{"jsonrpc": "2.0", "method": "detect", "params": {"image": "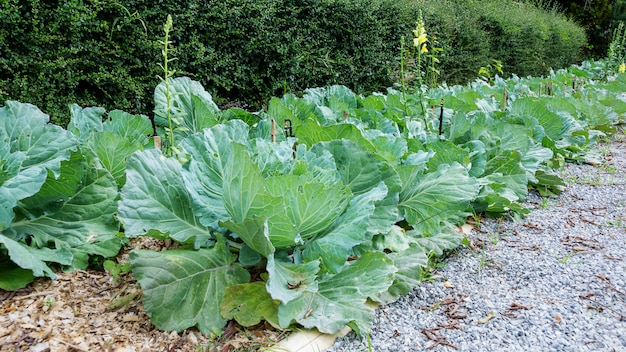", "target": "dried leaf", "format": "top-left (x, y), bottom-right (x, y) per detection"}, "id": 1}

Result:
top-left (579, 292), bottom-right (595, 299)
top-left (122, 314), bottom-right (140, 322)
top-left (106, 290), bottom-right (139, 311)
top-left (477, 311), bottom-right (495, 324)
top-left (508, 302), bottom-right (531, 310)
